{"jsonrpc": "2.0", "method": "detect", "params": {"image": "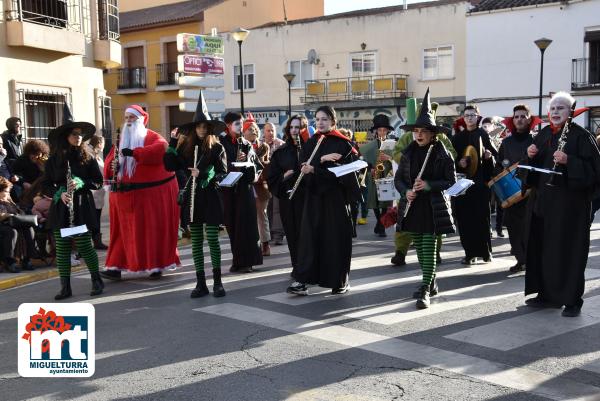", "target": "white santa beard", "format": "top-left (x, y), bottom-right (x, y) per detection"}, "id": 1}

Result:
top-left (119, 120), bottom-right (147, 179)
